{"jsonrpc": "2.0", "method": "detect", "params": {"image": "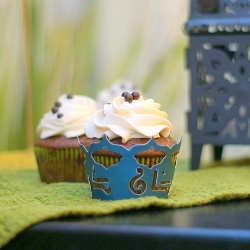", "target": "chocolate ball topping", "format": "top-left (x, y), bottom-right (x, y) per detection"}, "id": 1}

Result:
top-left (121, 92), bottom-right (128, 97)
top-left (126, 94), bottom-right (133, 103)
top-left (54, 101), bottom-right (61, 107)
top-left (67, 94), bottom-right (73, 99)
top-left (132, 91), bottom-right (140, 100)
top-left (122, 91), bottom-right (140, 103)
top-left (51, 107), bottom-right (59, 113)
top-left (57, 113), bottom-right (63, 118)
